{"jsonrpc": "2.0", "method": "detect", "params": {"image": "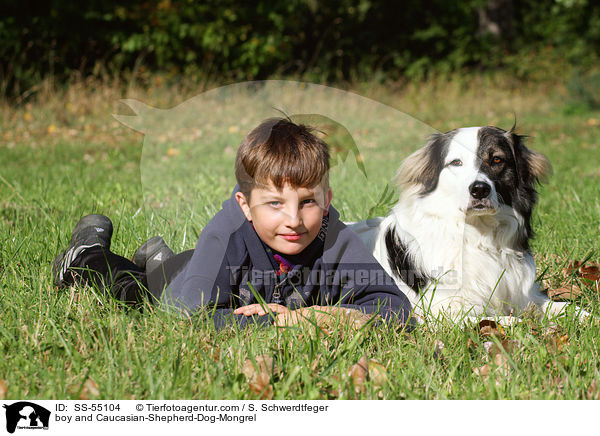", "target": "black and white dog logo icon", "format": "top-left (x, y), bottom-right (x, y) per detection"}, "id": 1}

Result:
top-left (3, 402), bottom-right (50, 433)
